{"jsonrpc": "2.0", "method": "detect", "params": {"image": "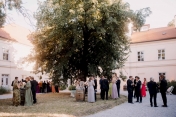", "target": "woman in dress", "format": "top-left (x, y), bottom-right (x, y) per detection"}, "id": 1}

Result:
top-left (51, 81), bottom-right (56, 93)
top-left (111, 76), bottom-right (118, 99)
top-left (141, 78), bottom-right (147, 97)
top-left (24, 77), bottom-right (33, 106)
top-left (87, 77), bottom-right (95, 103)
top-left (108, 79), bottom-right (112, 97)
top-left (12, 79), bottom-right (20, 106)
